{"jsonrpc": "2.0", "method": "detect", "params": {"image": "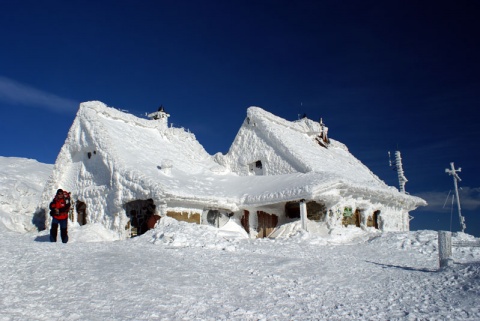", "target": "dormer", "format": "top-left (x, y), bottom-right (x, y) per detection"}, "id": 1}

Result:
top-left (148, 105), bottom-right (170, 128)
